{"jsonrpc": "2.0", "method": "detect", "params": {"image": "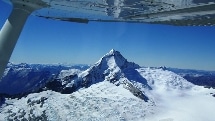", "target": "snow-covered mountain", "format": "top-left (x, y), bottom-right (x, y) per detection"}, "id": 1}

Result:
top-left (54, 49), bottom-right (151, 101)
top-left (167, 68), bottom-right (215, 88)
top-left (0, 49), bottom-right (215, 121)
top-left (0, 63), bottom-right (89, 95)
